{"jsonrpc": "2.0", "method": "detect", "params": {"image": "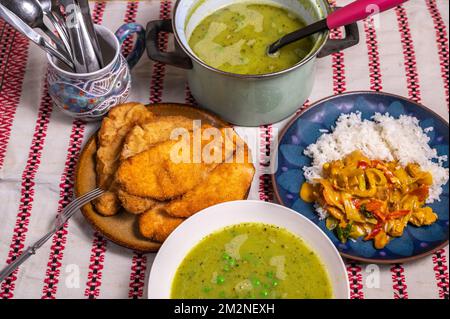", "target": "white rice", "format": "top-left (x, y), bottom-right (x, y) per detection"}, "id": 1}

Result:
top-left (303, 112), bottom-right (449, 206)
